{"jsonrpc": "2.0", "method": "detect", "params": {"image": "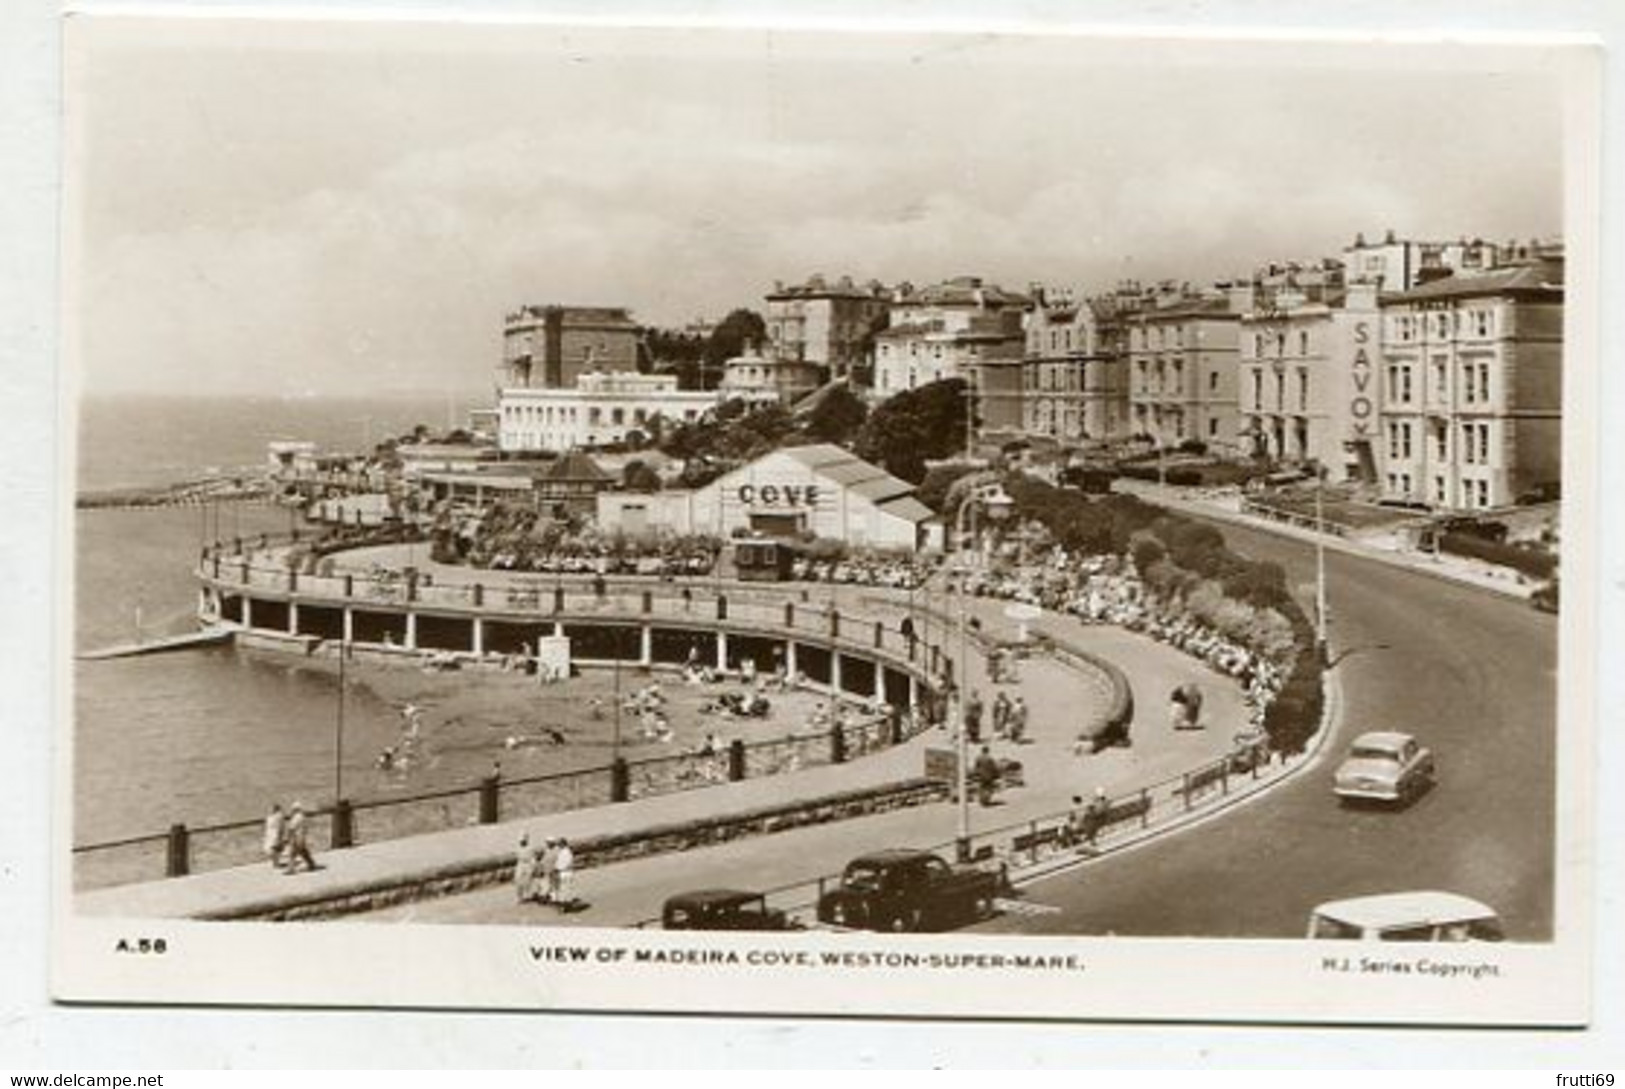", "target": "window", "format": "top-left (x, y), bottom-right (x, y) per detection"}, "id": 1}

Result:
top-left (1402, 368), bottom-right (1413, 403)
top-left (1298, 369), bottom-right (1309, 412)
top-left (1463, 365), bottom-right (1476, 404)
top-left (1299, 331), bottom-right (1310, 356)
top-left (1208, 418), bottom-right (1219, 437)
top-left (1254, 334), bottom-right (1264, 357)
top-left (1478, 363), bottom-right (1491, 403)
top-left (1208, 369), bottom-right (1219, 393)
top-left (1478, 423), bottom-right (1490, 464)
top-left (1435, 476), bottom-right (1447, 504)
top-left (1252, 370), bottom-right (1264, 409)
top-left (1435, 425), bottom-right (1448, 461)
top-left (1462, 423), bottom-right (1476, 464)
